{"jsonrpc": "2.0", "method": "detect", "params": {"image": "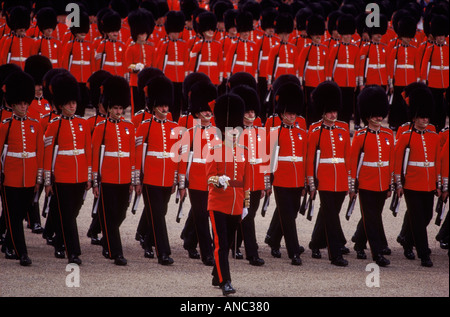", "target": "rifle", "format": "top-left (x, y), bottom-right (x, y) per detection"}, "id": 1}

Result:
top-left (306, 124), bottom-right (324, 221)
top-left (390, 123), bottom-right (413, 216)
top-left (176, 123), bottom-right (198, 223)
top-left (346, 129), bottom-right (368, 221)
top-left (92, 119), bottom-right (108, 215)
top-left (264, 122), bottom-right (282, 217)
top-left (435, 196), bottom-right (448, 226)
